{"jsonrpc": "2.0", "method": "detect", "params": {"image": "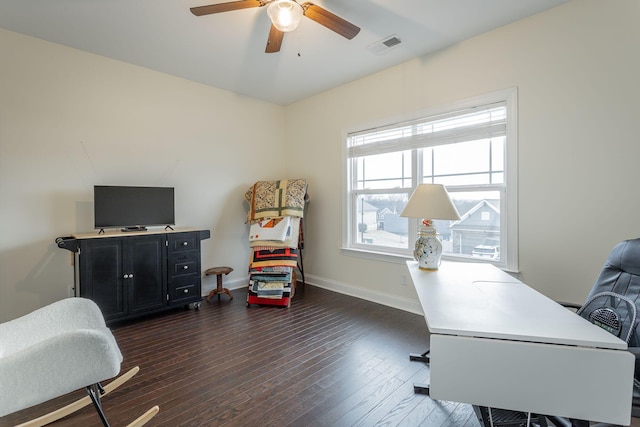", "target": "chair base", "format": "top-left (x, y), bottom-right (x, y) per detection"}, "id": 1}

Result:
top-left (15, 366), bottom-right (158, 427)
top-left (473, 406), bottom-right (548, 427)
